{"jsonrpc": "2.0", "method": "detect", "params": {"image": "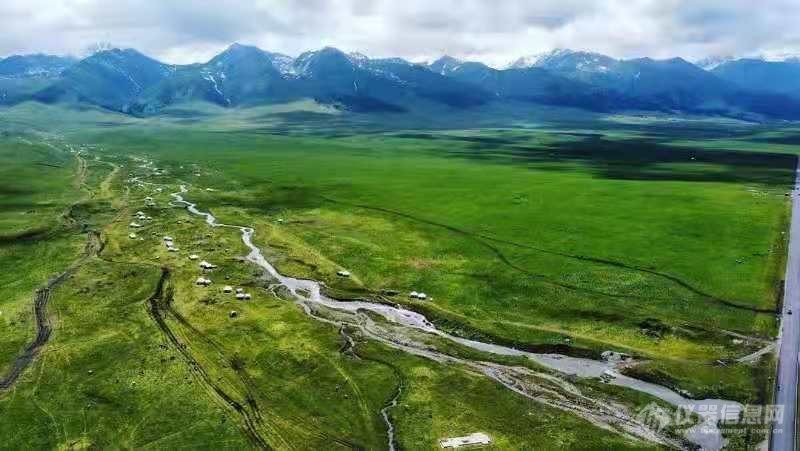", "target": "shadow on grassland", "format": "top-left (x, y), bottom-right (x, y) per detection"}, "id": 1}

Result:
top-left (429, 133), bottom-right (796, 185)
top-left (750, 134), bottom-right (800, 145)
